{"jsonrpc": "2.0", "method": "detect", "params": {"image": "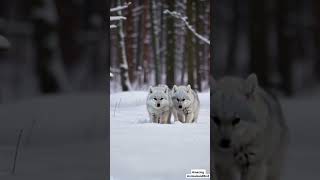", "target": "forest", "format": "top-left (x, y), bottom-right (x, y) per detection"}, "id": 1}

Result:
top-left (110, 0), bottom-right (211, 92)
top-left (214, 0), bottom-right (320, 96)
top-left (0, 0), bottom-right (107, 103)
